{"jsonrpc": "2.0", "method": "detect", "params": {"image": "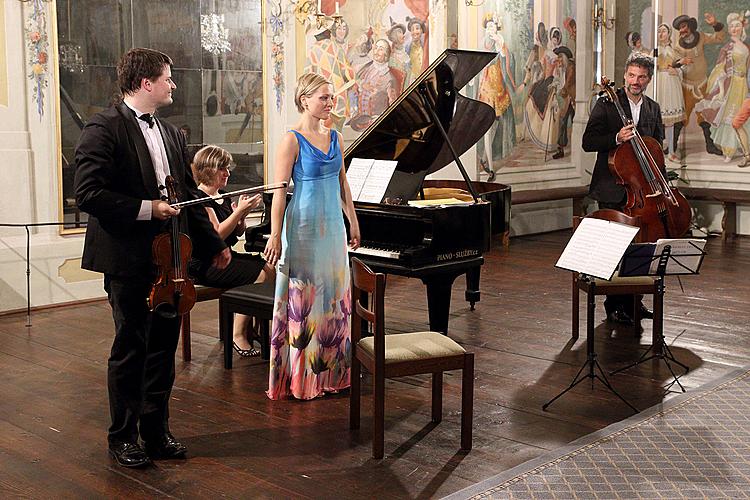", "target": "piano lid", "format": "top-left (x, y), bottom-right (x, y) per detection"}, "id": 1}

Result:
top-left (344, 49), bottom-right (496, 203)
